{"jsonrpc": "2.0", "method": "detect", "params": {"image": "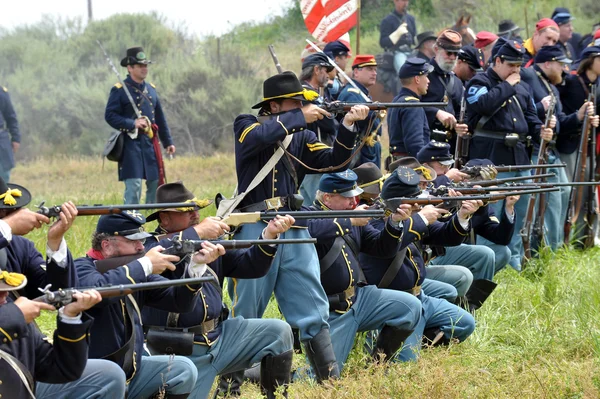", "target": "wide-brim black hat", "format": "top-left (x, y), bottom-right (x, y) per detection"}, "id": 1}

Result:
top-left (252, 71), bottom-right (319, 109)
top-left (353, 162), bottom-right (384, 195)
top-left (120, 47), bottom-right (153, 67)
top-left (0, 177), bottom-right (31, 210)
top-left (146, 181), bottom-right (213, 222)
top-left (497, 20), bottom-right (522, 36)
top-left (416, 31), bottom-right (437, 49)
